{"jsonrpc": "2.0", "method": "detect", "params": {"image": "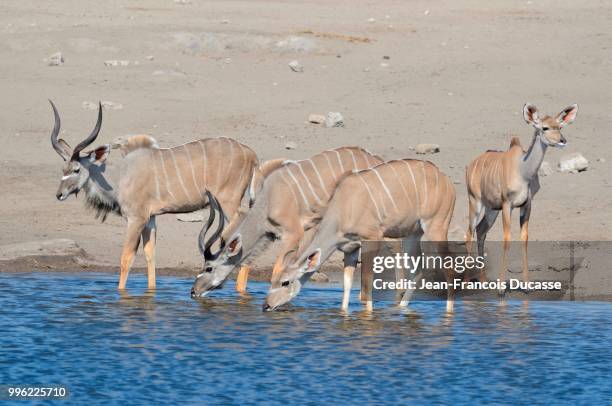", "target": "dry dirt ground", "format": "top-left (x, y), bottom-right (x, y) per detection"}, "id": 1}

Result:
top-left (0, 0), bottom-right (610, 279)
